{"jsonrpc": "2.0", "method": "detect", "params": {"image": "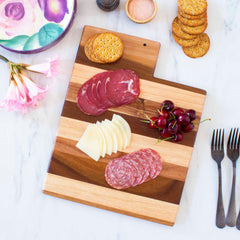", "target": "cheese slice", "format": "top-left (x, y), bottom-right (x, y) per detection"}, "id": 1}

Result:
top-left (76, 124), bottom-right (102, 161)
top-left (112, 114), bottom-right (131, 146)
top-left (107, 120), bottom-right (124, 151)
top-left (112, 118), bottom-right (128, 149)
top-left (96, 121), bottom-right (111, 156)
top-left (104, 119), bottom-right (118, 153)
top-left (95, 121), bottom-right (107, 158)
